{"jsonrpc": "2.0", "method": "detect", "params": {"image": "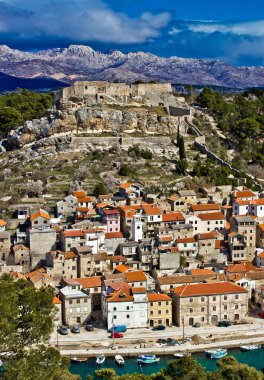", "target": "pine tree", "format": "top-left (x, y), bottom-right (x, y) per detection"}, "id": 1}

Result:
top-left (176, 125), bottom-right (180, 147)
top-left (178, 136), bottom-right (186, 160)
